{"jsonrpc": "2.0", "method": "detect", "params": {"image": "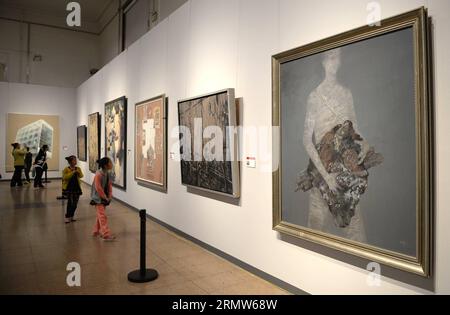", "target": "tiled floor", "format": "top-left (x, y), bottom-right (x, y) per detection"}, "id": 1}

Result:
top-left (0, 181), bottom-right (288, 295)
